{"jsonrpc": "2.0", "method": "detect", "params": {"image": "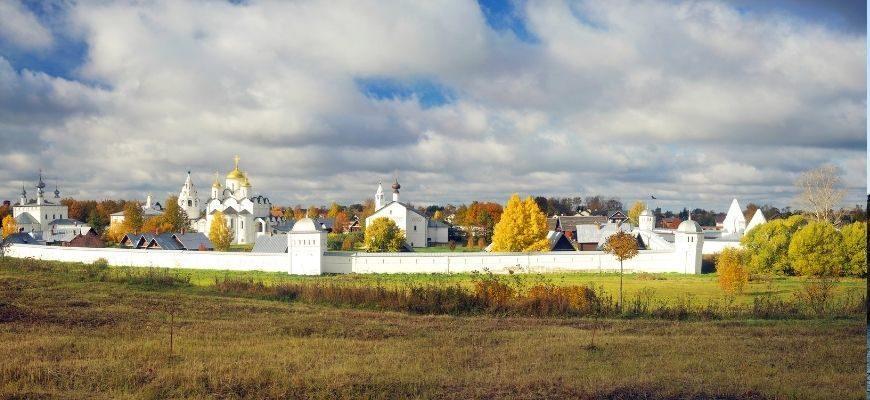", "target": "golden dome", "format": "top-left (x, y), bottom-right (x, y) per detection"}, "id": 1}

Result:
top-left (212, 172), bottom-right (222, 188)
top-left (226, 155), bottom-right (245, 180)
top-left (242, 173), bottom-right (252, 187)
